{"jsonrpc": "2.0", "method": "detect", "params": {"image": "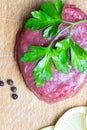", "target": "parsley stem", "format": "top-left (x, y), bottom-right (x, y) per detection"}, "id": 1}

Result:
top-left (64, 19), bottom-right (87, 26)
top-left (73, 19), bottom-right (87, 26)
top-left (63, 21), bottom-right (73, 25)
top-left (49, 25), bottom-right (71, 47)
top-left (63, 19), bottom-right (87, 38)
top-left (49, 19), bottom-right (87, 48)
